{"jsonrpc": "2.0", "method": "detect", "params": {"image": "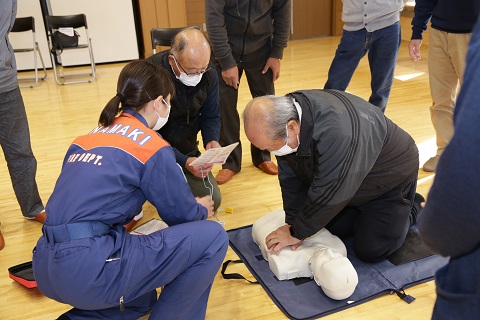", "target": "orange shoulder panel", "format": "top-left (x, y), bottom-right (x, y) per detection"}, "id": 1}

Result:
top-left (72, 113), bottom-right (170, 164)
